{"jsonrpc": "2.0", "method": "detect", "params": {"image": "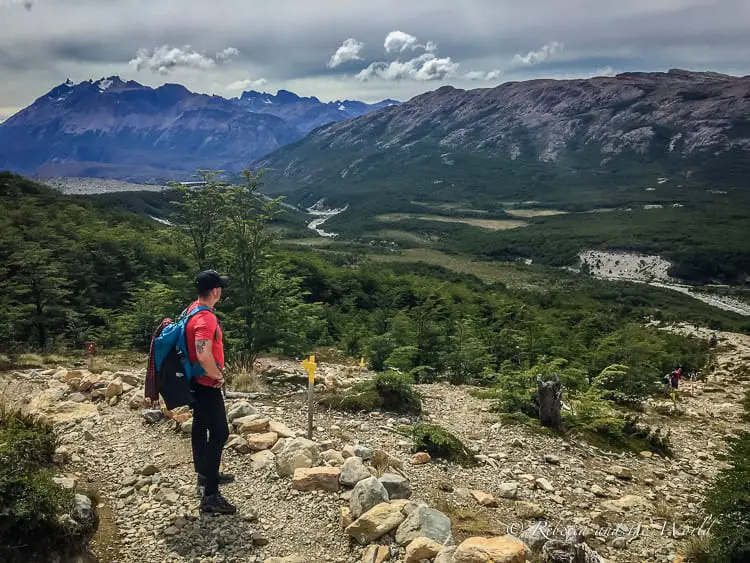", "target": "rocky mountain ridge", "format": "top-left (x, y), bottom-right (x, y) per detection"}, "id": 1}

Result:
top-left (0, 77), bottom-right (397, 181)
top-left (259, 69), bottom-right (750, 202)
